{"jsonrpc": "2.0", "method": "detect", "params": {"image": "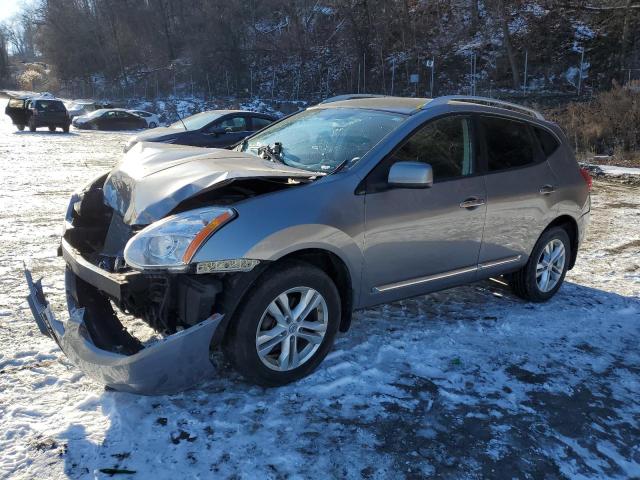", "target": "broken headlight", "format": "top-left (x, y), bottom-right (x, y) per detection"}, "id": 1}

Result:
top-left (124, 207), bottom-right (236, 271)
